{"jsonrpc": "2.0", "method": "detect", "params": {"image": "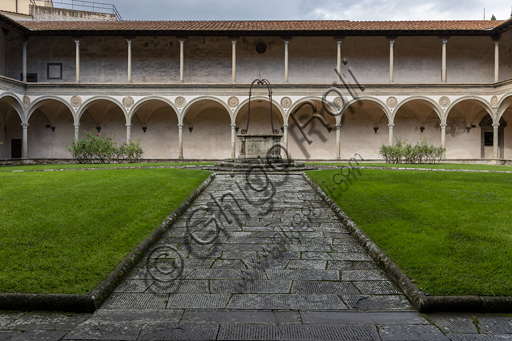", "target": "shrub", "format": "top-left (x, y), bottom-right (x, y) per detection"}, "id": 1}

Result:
top-left (68, 130), bottom-right (144, 164)
top-left (379, 137), bottom-right (445, 164)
